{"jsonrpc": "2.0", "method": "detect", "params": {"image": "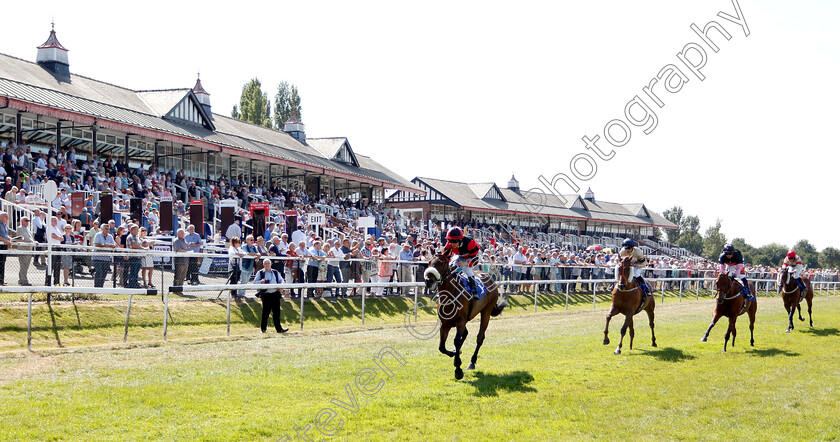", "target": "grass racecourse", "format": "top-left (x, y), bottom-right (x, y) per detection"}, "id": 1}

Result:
top-left (1, 289), bottom-right (839, 441)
